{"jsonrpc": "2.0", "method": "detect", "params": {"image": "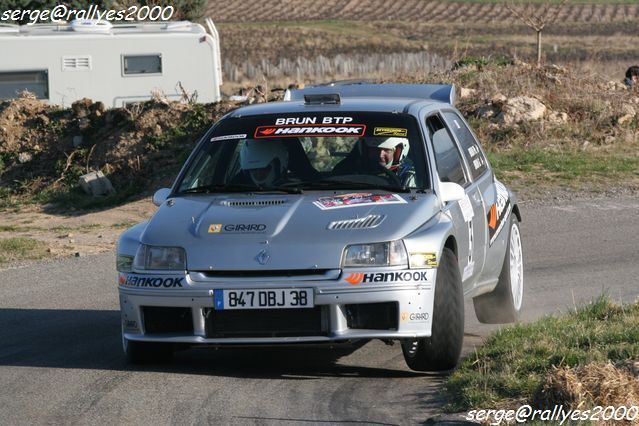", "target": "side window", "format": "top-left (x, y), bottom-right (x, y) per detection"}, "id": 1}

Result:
top-left (426, 114), bottom-right (468, 187)
top-left (0, 70), bottom-right (49, 100)
top-left (122, 54), bottom-right (162, 75)
top-left (444, 111), bottom-right (488, 179)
